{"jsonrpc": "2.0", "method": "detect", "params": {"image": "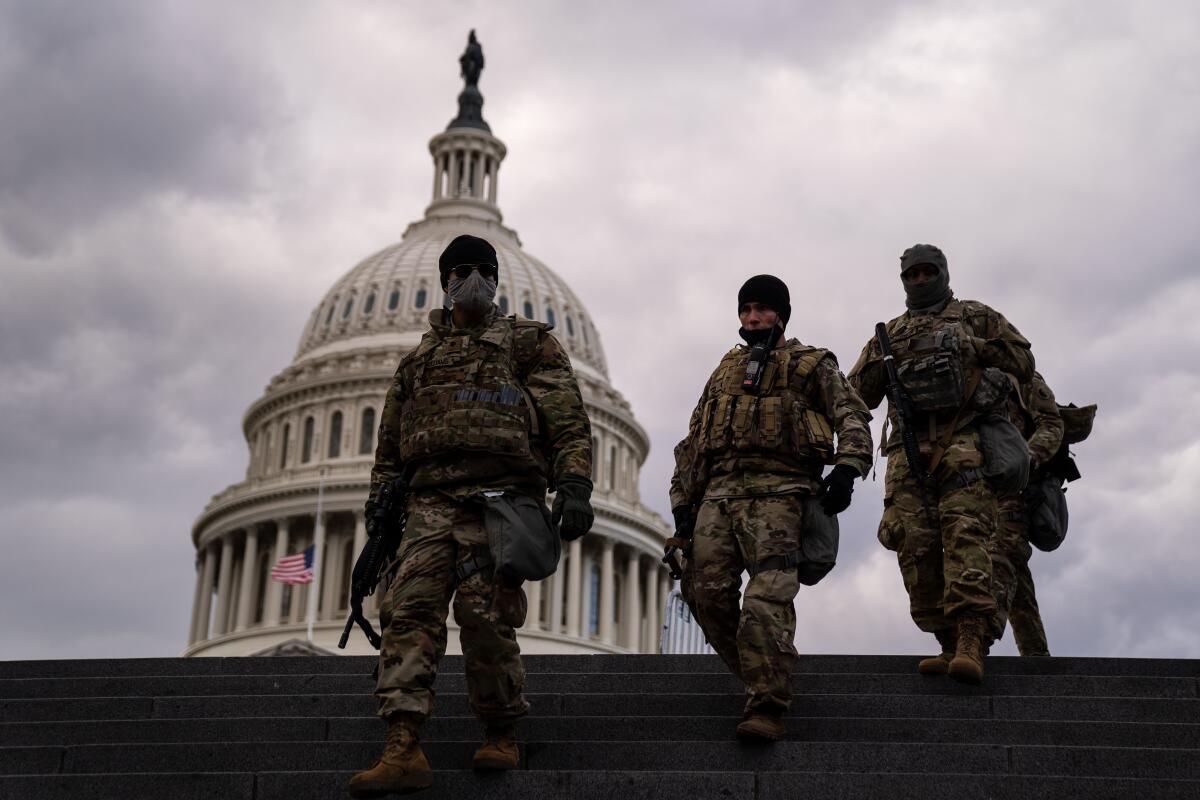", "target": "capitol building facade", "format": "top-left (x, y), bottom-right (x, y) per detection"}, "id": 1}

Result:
top-left (183, 43), bottom-right (673, 657)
